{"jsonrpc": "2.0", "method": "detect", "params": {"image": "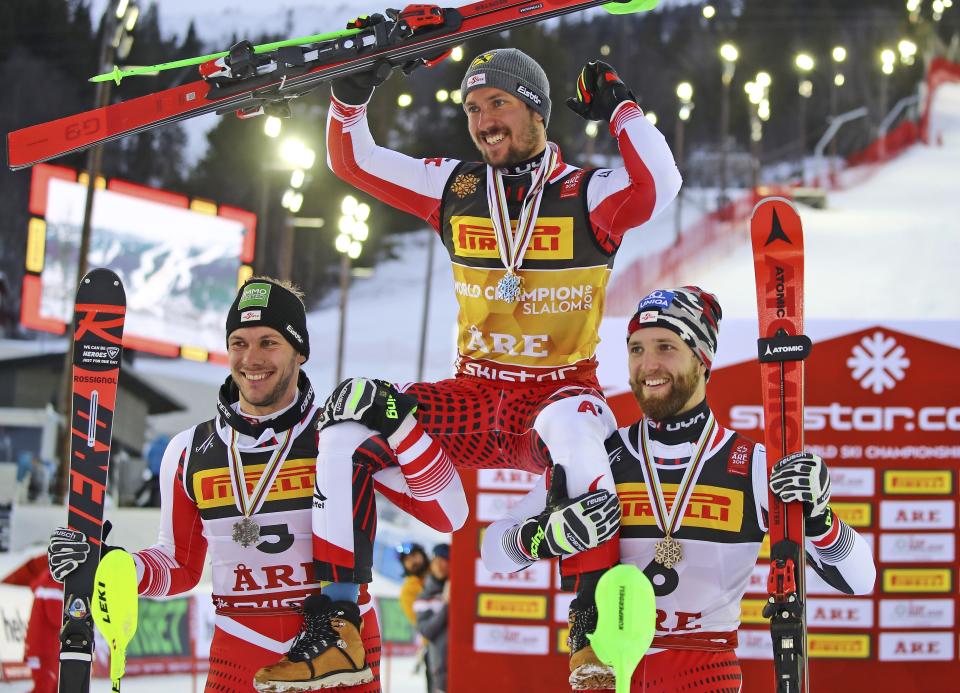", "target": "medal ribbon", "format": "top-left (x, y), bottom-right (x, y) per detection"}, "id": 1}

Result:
top-left (228, 427), bottom-right (295, 519)
top-left (484, 143), bottom-right (559, 280)
top-left (639, 413), bottom-right (718, 538)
